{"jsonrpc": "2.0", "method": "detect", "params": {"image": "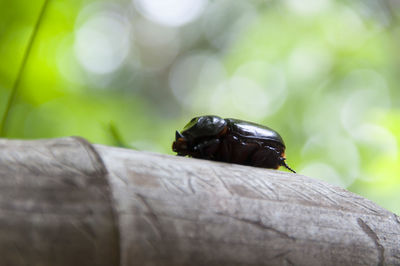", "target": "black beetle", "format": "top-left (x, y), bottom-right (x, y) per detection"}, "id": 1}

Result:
top-left (172, 115), bottom-right (296, 173)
